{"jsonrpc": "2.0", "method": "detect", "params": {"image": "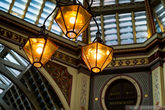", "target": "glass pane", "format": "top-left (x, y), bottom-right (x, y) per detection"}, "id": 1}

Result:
top-left (104, 14), bottom-right (118, 46)
top-left (134, 0), bottom-right (144, 2)
top-left (104, 0), bottom-right (115, 5)
top-left (11, 50), bottom-right (29, 66)
top-left (51, 21), bottom-right (62, 35)
top-left (0, 44), bottom-right (4, 53)
top-left (6, 66), bottom-right (21, 77)
top-left (5, 53), bottom-right (20, 65)
top-left (119, 0), bottom-right (130, 4)
top-left (38, 1), bottom-right (56, 27)
top-left (11, 0), bottom-right (28, 18)
top-left (24, 0), bottom-right (43, 24)
top-left (135, 11), bottom-right (148, 43)
top-left (0, 0), bottom-right (12, 12)
top-left (119, 13), bottom-right (133, 44)
top-left (90, 0), bottom-right (100, 6)
top-left (155, 4), bottom-right (165, 28)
